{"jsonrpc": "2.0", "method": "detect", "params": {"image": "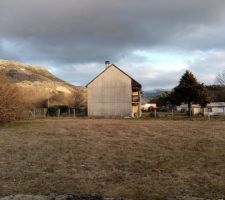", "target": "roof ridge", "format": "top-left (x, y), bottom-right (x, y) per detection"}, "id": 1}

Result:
top-left (86, 63), bottom-right (141, 87)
